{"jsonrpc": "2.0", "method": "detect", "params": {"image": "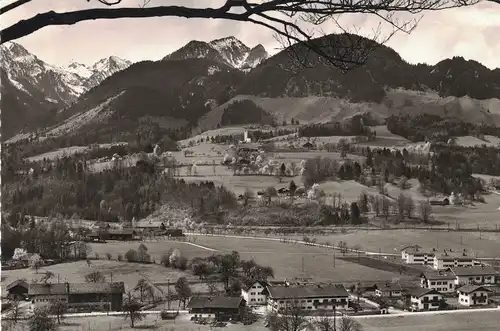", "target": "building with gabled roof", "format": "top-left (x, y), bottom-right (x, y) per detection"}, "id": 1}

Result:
top-left (375, 282), bottom-right (403, 298)
top-left (6, 279), bottom-right (29, 299)
top-left (451, 266), bottom-right (497, 286)
top-left (408, 288), bottom-right (444, 311)
top-left (401, 246), bottom-right (434, 265)
top-left (420, 272), bottom-right (456, 293)
top-left (28, 282), bottom-right (125, 312)
top-left (241, 280), bottom-right (269, 306)
top-left (457, 285), bottom-right (492, 307)
top-left (433, 250), bottom-right (477, 270)
top-left (186, 296), bottom-right (245, 321)
top-left (265, 284), bottom-right (349, 312)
